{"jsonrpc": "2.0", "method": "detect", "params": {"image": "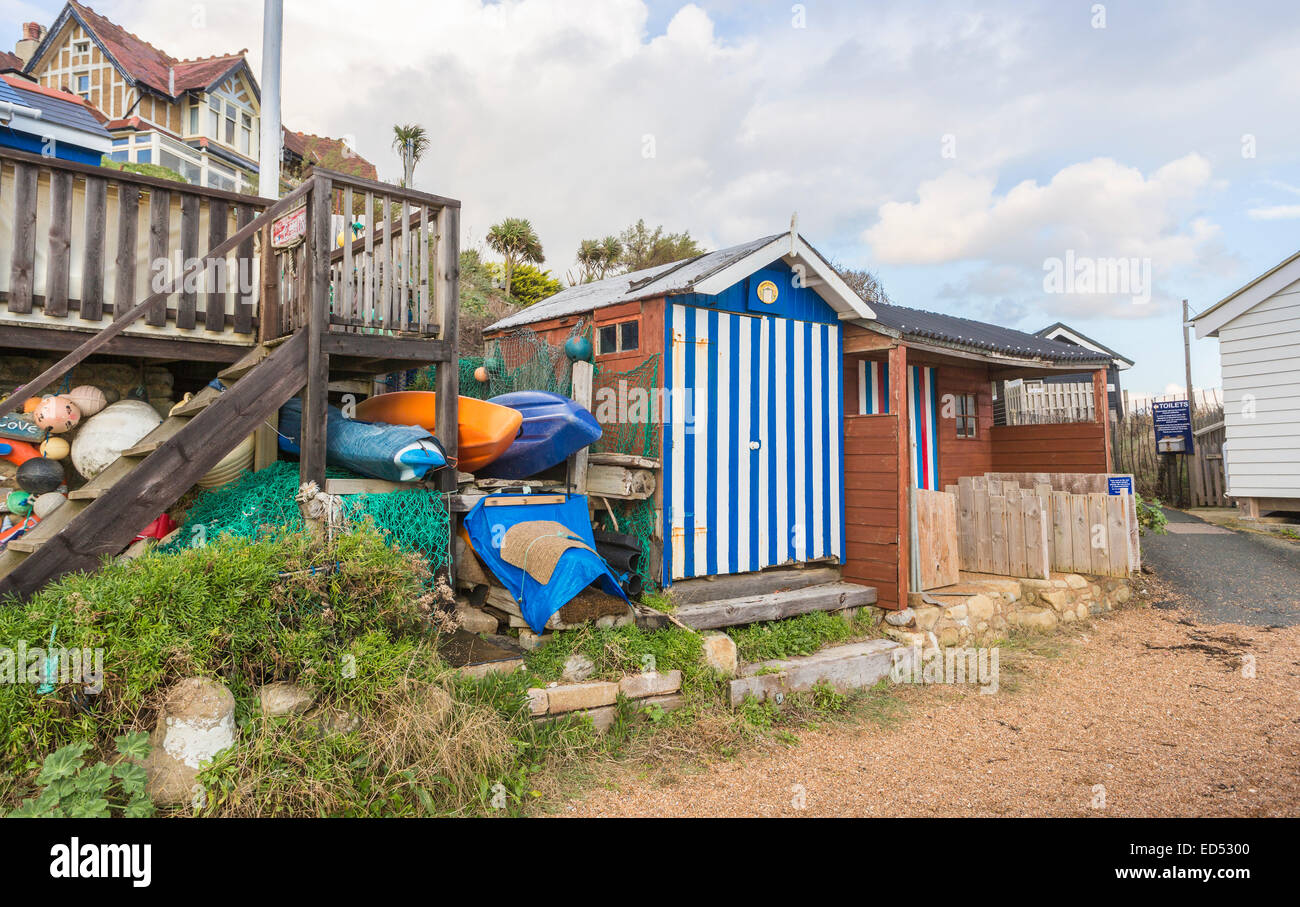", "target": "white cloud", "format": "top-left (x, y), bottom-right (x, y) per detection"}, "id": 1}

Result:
top-left (1247, 204), bottom-right (1300, 220)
